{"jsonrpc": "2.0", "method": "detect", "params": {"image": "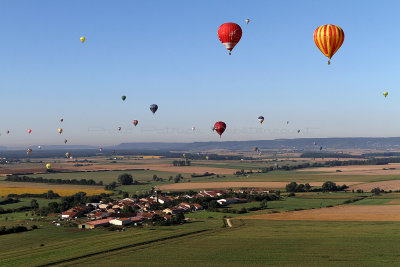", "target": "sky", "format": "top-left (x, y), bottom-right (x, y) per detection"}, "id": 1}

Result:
top-left (1, 0), bottom-right (400, 147)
